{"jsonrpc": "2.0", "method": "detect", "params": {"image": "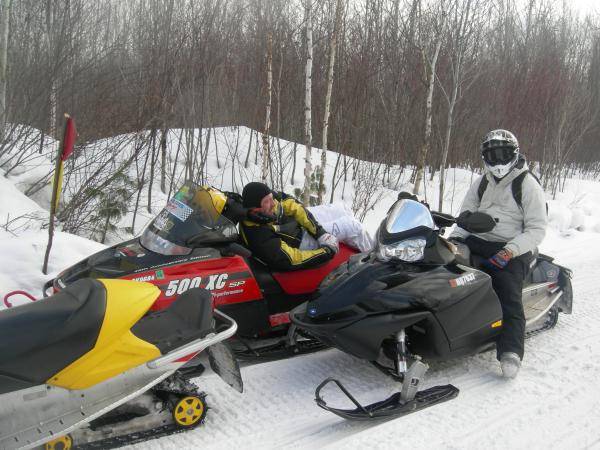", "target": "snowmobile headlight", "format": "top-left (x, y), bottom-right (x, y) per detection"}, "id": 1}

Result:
top-left (376, 238), bottom-right (426, 262)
